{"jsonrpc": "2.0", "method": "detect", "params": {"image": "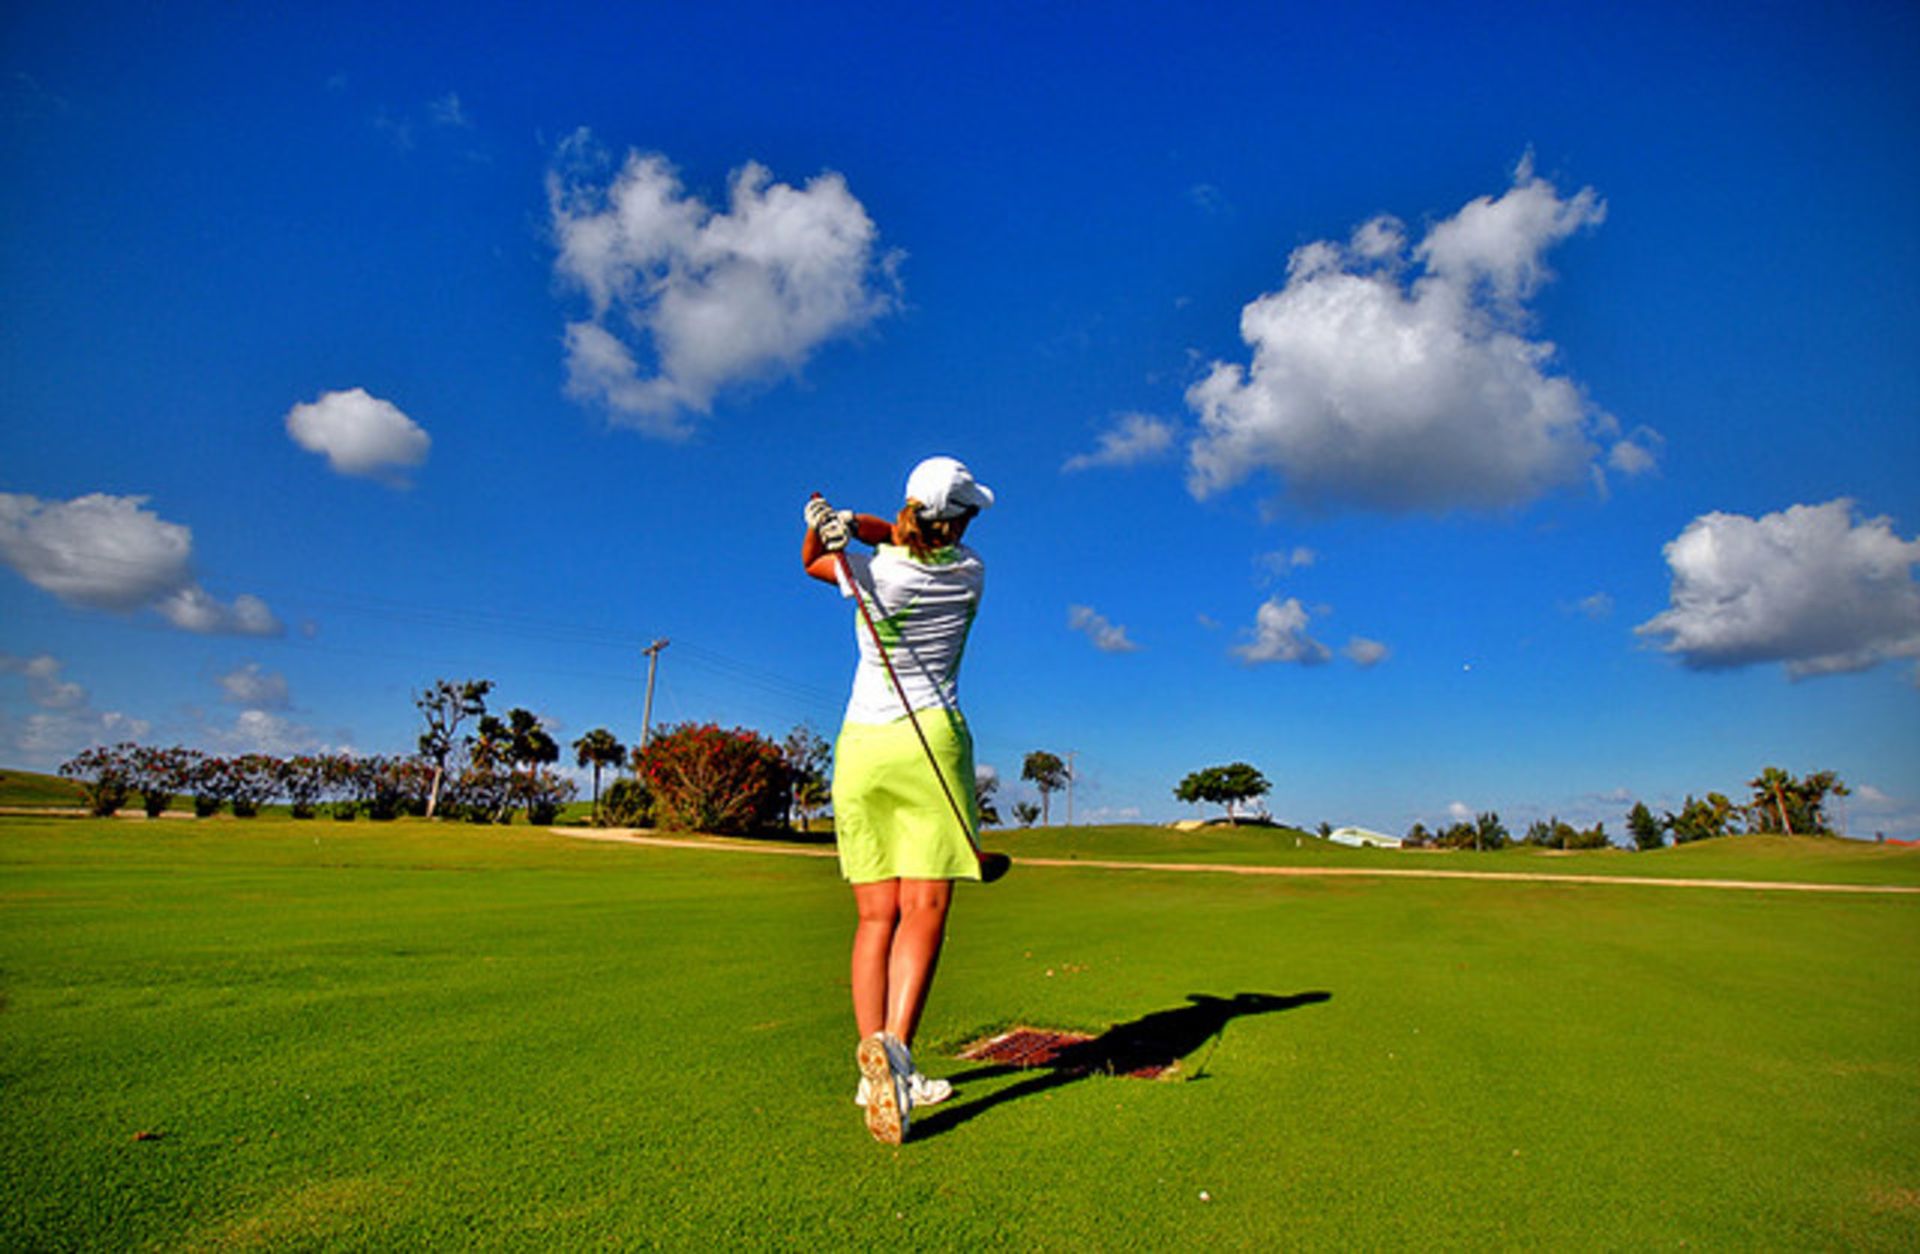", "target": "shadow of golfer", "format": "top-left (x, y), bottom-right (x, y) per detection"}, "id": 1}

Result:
top-left (910, 990), bottom-right (1331, 1141)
